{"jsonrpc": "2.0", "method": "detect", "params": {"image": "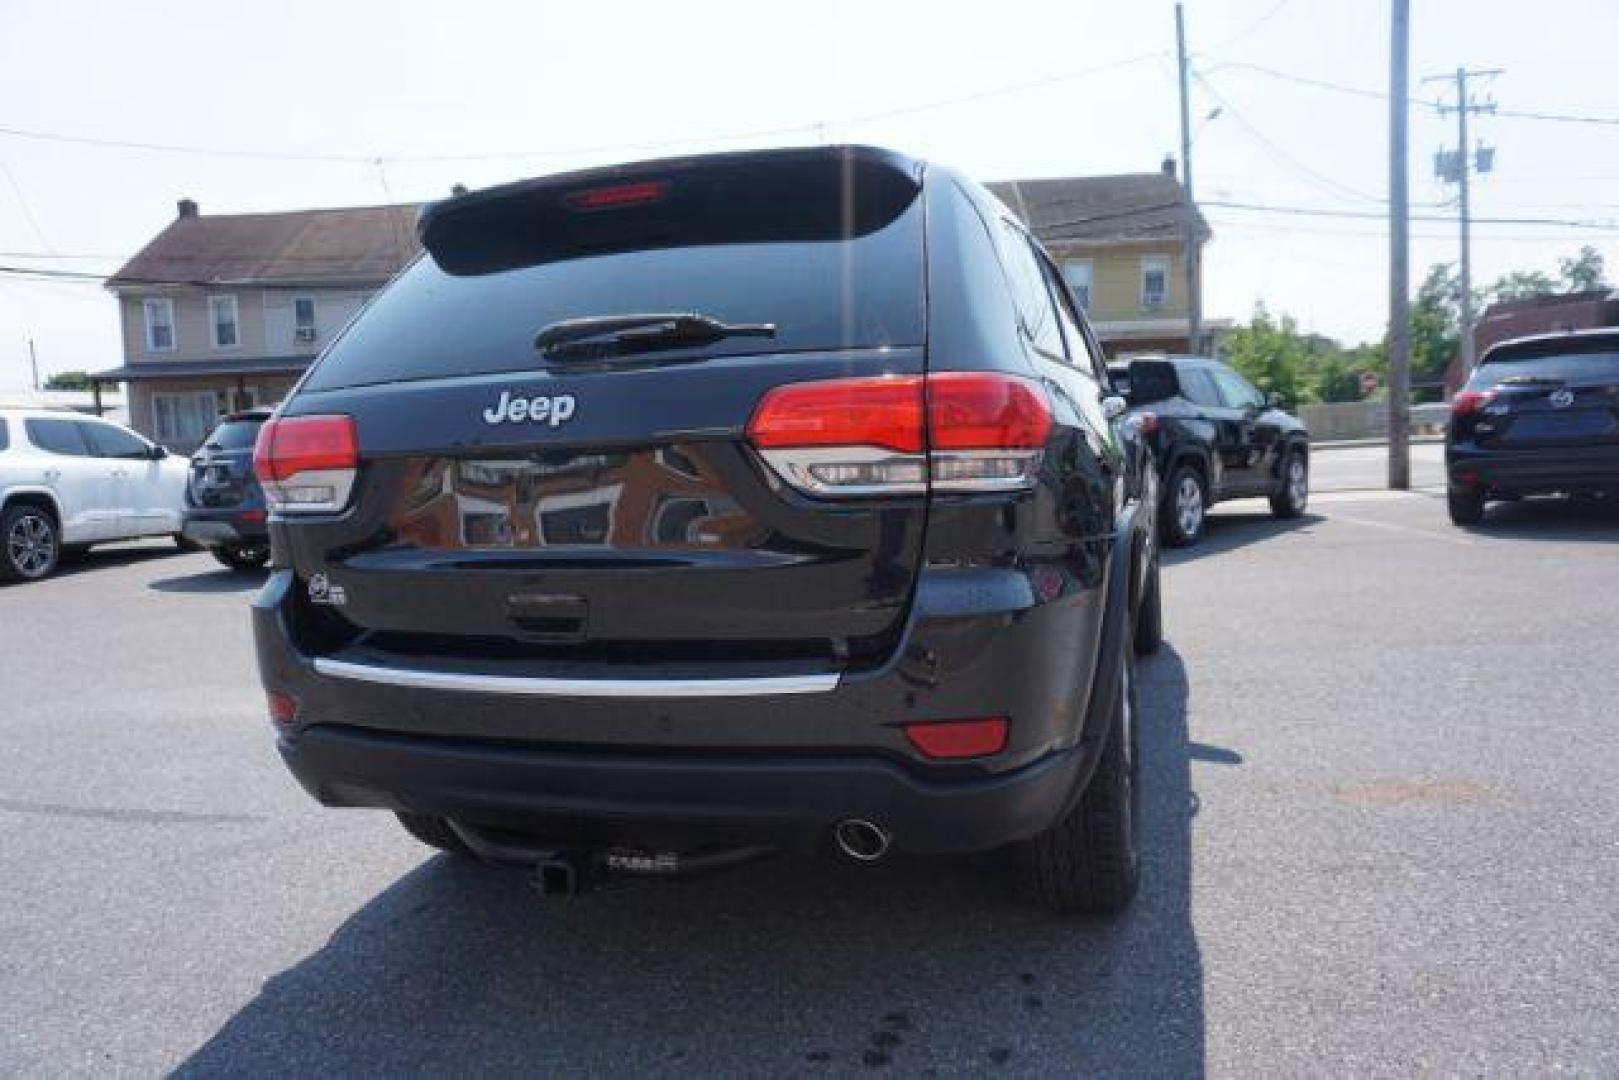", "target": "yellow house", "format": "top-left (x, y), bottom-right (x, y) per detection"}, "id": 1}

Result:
top-left (989, 159), bottom-right (1228, 356)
